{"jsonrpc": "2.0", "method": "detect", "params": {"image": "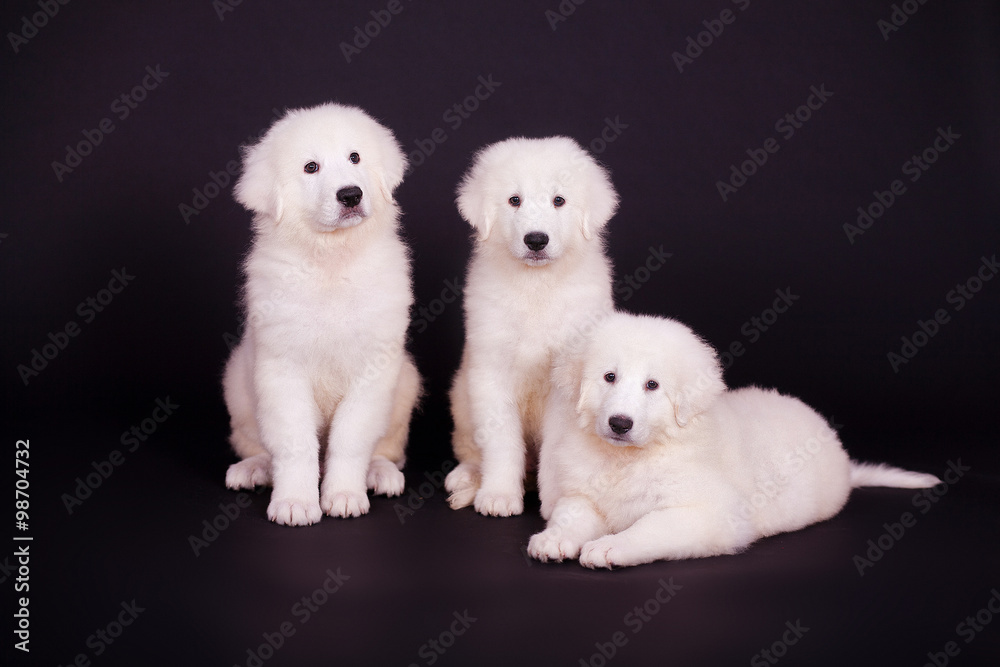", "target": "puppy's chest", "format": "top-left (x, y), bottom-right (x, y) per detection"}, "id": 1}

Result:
top-left (246, 256), bottom-right (409, 347)
top-left (254, 274), bottom-right (367, 317)
top-left (469, 285), bottom-right (600, 352)
top-left (580, 453), bottom-right (689, 526)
